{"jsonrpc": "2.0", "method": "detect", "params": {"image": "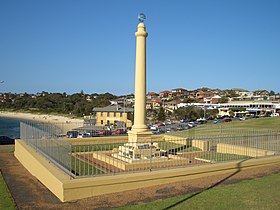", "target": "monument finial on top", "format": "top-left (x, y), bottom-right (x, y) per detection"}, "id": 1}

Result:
top-left (138, 13), bottom-right (146, 23)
